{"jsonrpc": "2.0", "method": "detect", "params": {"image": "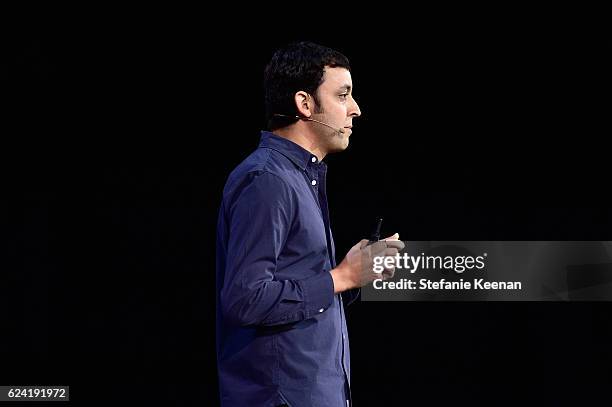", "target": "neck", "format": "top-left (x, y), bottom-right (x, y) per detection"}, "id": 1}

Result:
top-left (273, 122), bottom-right (326, 161)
